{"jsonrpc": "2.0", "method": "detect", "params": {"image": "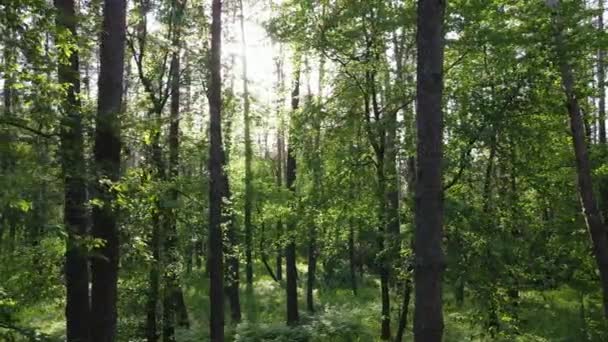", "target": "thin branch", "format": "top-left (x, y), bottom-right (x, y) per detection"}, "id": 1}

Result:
top-left (0, 119), bottom-right (57, 139)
